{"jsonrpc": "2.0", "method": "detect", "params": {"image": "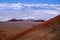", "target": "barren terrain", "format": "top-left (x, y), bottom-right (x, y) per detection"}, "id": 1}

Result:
top-left (0, 21), bottom-right (43, 40)
top-left (0, 15), bottom-right (60, 40)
